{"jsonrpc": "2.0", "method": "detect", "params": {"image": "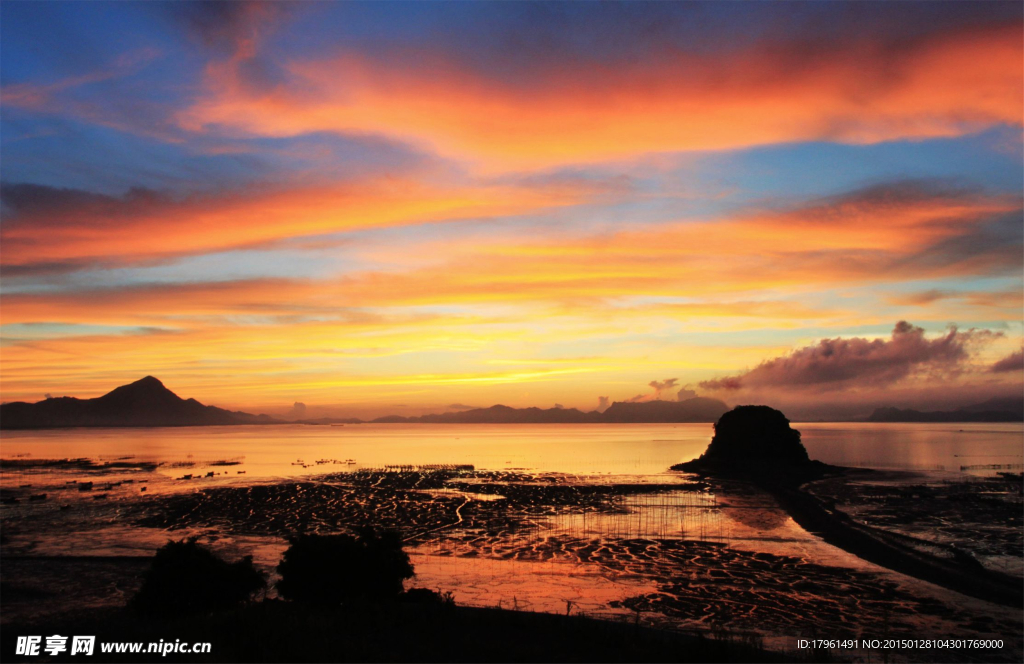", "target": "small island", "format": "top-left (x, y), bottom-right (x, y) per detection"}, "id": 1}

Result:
top-left (671, 405), bottom-right (832, 485)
